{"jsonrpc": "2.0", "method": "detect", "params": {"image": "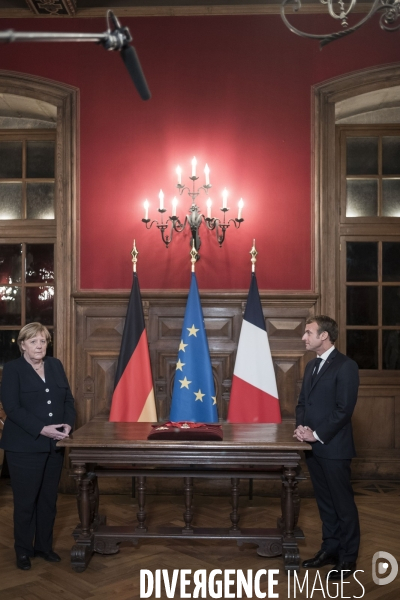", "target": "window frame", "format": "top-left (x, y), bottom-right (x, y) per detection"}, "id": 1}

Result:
top-left (0, 238), bottom-right (57, 364)
top-left (0, 71), bottom-right (78, 378)
top-left (339, 126), bottom-right (400, 224)
top-left (0, 130), bottom-right (57, 221)
top-left (337, 126), bottom-right (400, 375)
top-left (0, 129), bottom-right (57, 365)
top-left (340, 235), bottom-right (400, 374)
top-left (314, 65), bottom-right (400, 383)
